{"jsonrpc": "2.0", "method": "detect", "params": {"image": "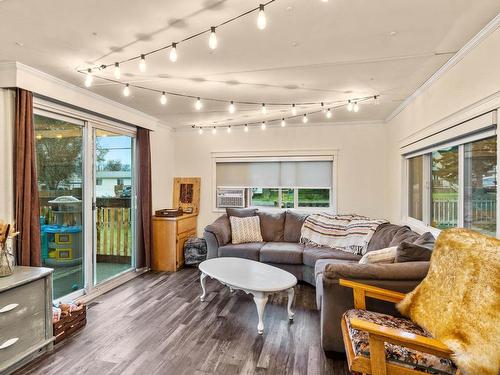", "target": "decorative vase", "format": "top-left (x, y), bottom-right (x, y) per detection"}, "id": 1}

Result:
top-left (0, 242), bottom-right (14, 277)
